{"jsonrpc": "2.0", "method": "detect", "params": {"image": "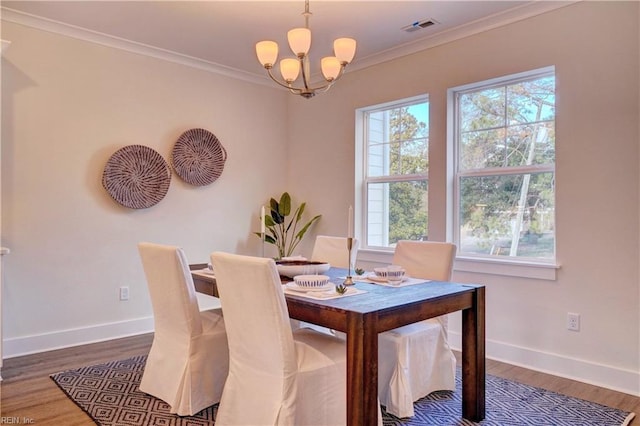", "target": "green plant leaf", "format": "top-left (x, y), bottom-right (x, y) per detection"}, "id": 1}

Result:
top-left (265, 215), bottom-right (276, 227)
top-left (270, 198), bottom-right (284, 224)
top-left (279, 192), bottom-right (291, 216)
top-left (271, 208), bottom-right (284, 225)
top-left (295, 214), bottom-right (321, 240)
top-left (270, 197), bottom-right (279, 212)
top-left (296, 202), bottom-right (306, 221)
